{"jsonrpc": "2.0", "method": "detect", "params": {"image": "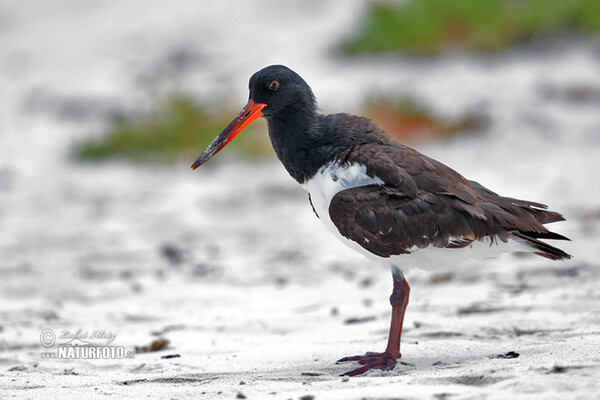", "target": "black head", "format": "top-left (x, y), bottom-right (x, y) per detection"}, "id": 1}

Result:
top-left (248, 65), bottom-right (317, 118)
top-left (191, 65), bottom-right (317, 170)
